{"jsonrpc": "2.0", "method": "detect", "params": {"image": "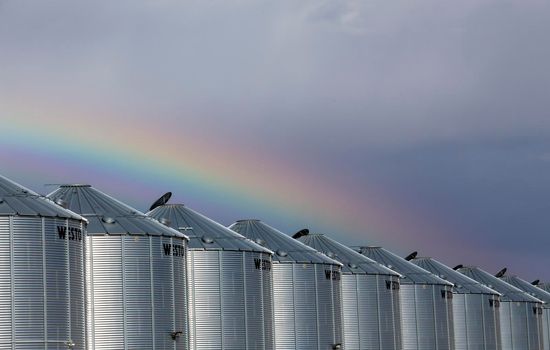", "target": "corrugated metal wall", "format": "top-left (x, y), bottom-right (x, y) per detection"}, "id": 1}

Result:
top-left (0, 216), bottom-right (86, 350)
top-left (400, 284), bottom-right (454, 350)
top-left (188, 250), bottom-right (273, 350)
top-left (499, 301), bottom-right (544, 350)
top-left (341, 274), bottom-right (402, 350)
top-left (452, 294), bottom-right (501, 350)
top-left (270, 263), bottom-right (342, 350)
top-left (86, 235), bottom-right (187, 350)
